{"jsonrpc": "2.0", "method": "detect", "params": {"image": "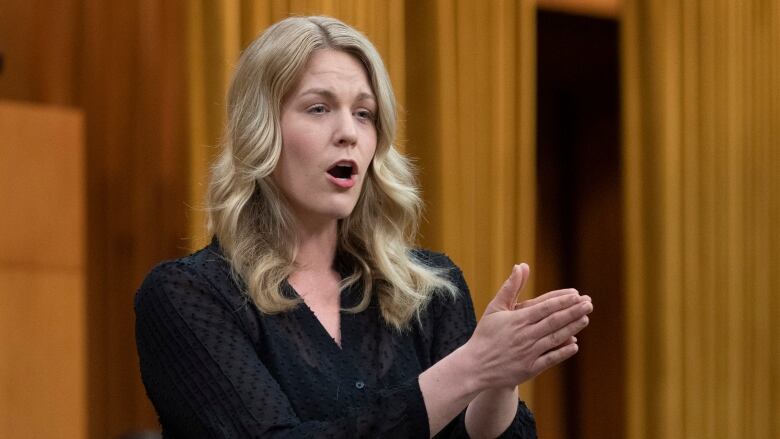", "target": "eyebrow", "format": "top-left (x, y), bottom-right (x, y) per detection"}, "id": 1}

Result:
top-left (298, 88), bottom-right (376, 102)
